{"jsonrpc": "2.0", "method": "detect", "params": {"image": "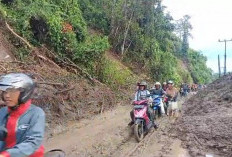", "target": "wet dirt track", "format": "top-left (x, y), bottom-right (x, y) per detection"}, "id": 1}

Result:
top-left (45, 101), bottom-right (189, 157)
